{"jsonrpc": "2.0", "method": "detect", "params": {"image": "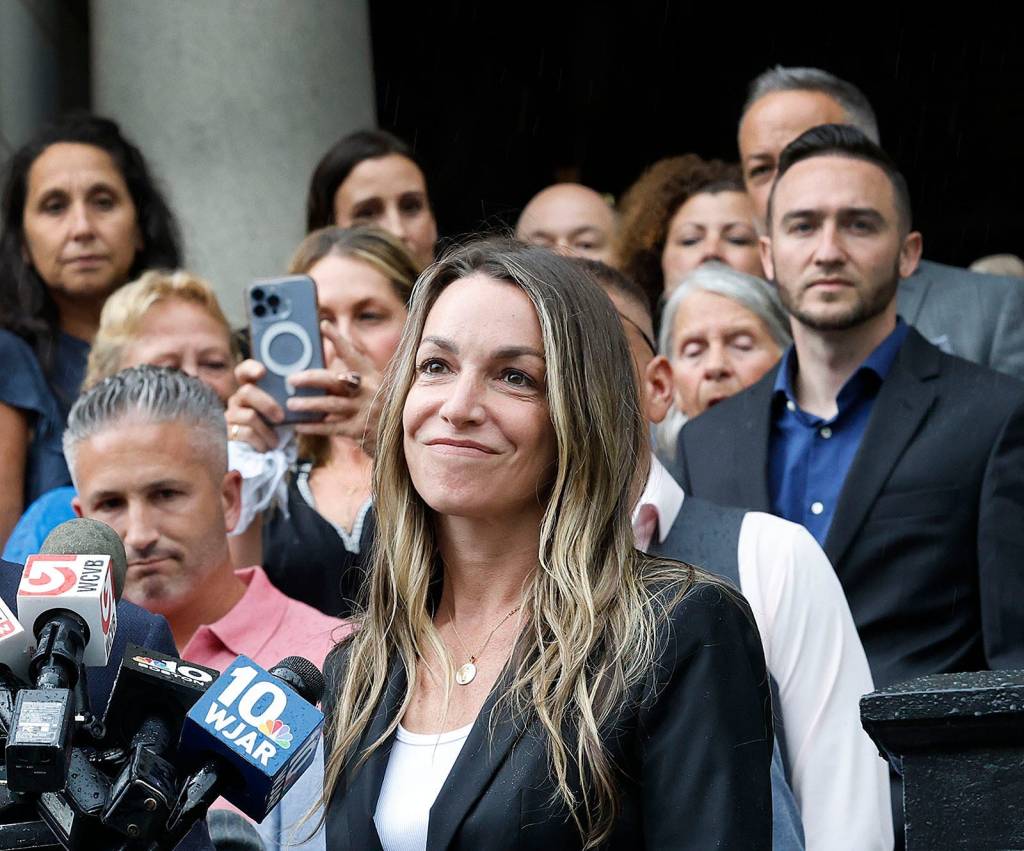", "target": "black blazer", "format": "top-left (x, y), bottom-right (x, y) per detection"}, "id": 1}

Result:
top-left (322, 579), bottom-right (773, 850)
top-left (674, 327), bottom-right (1024, 690)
